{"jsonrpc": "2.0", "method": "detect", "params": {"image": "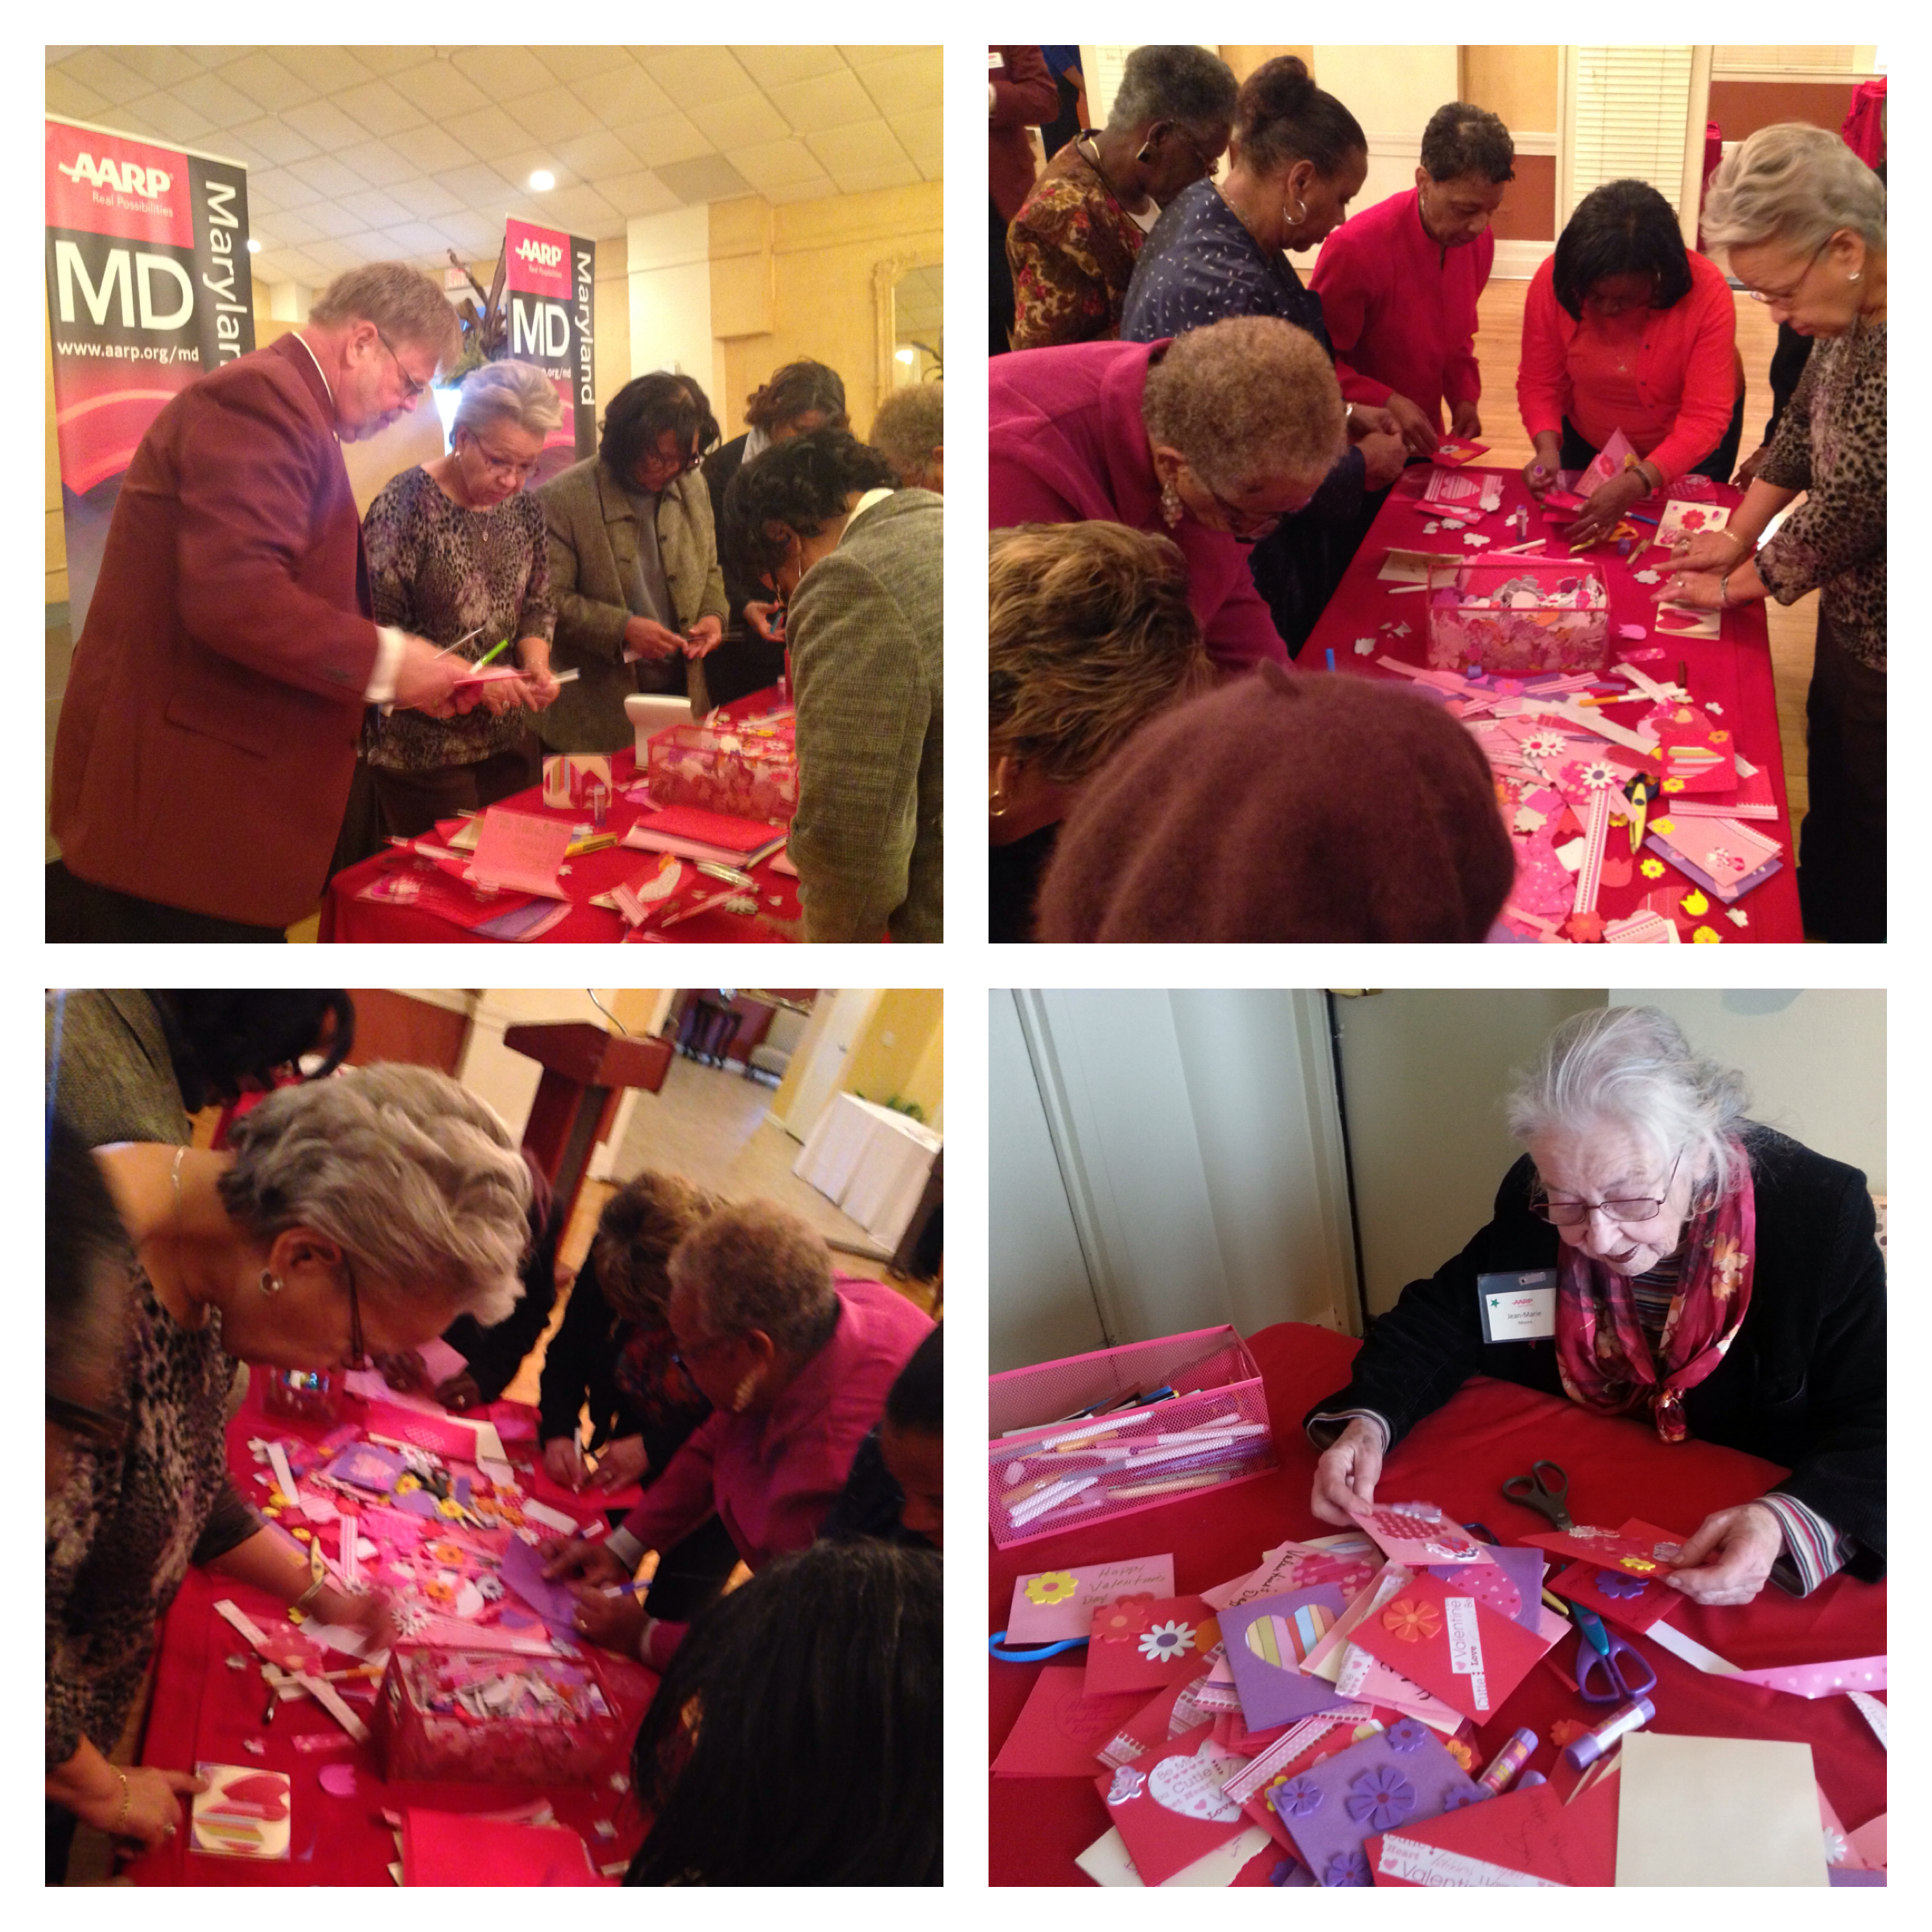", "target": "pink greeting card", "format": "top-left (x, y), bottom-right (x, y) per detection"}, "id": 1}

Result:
top-left (1577, 428), bottom-right (1641, 497)
top-left (1645, 815), bottom-right (1781, 902)
top-left (1006, 1554), bottom-right (1175, 1642)
top-left (1517, 1517), bottom-right (1683, 1577)
top-left (1220, 1585), bottom-right (1352, 1732)
top-left (1651, 499), bottom-right (1732, 549)
top-left (991, 1666), bottom-right (1147, 1778)
top-left (1201, 1538), bottom-right (1377, 1612)
top-left (1425, 1541), bottom-right (1547, 1633)
top-left (1344, 1570), bottom-right (1554, 1724)
top-left (1084, 1595), bottom-right (1221, 1698)
top-left (465, 809), bottom-right (573, 898)
top-left (1366, 1771), bottom-right (1620, 1886)
top-left (1097, 1721), bottom-right (1252, 1886)
top-left (1649, 700), bottom-right (1737, 795)
top-left (1652, 600), bottom-right (1722, 641)
top-left (1348, 1501), bottom-right (1493, 1567)
top-left (1432, 439), bottom-right (1491, 467)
